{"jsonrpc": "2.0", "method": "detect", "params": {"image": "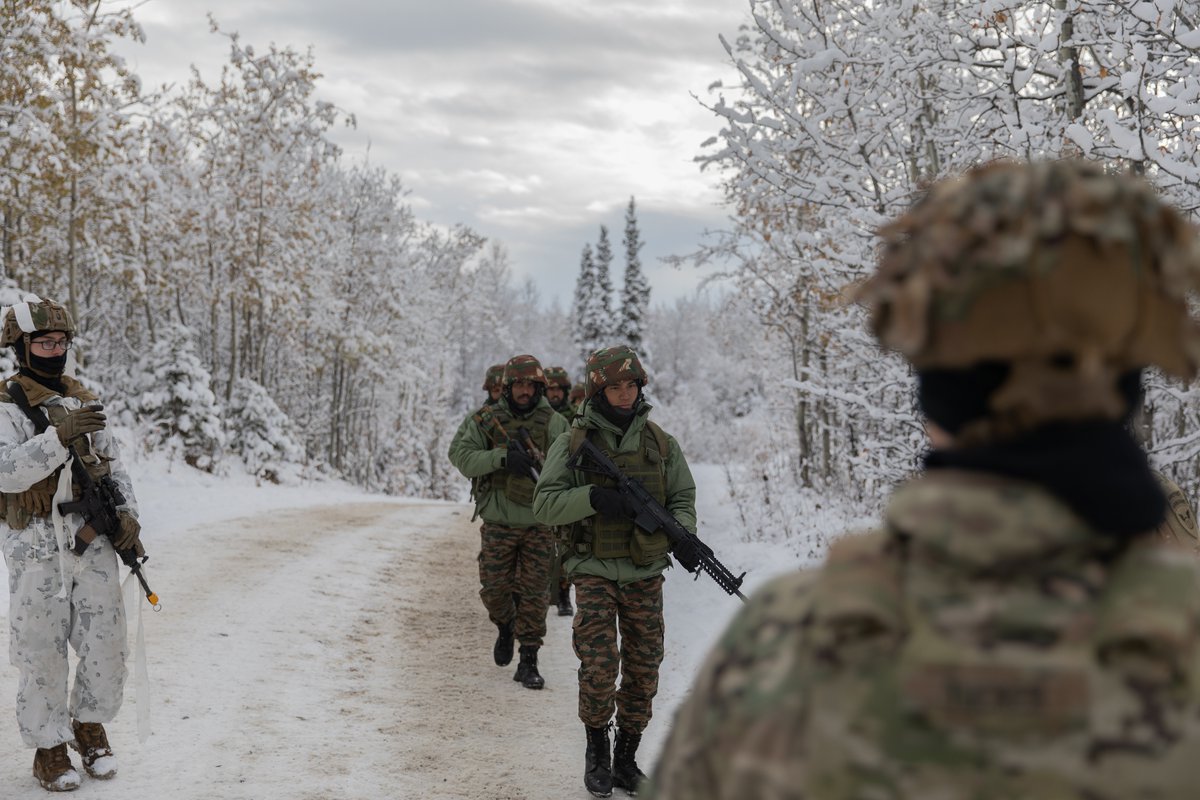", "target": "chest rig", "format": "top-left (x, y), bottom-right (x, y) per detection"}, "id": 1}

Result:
top-left (475, 403), bottom-right (554, 506)
top-left (0, 374), bottom-right (111, 530)
top-left (567, 421), bottom-right (670, 563)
